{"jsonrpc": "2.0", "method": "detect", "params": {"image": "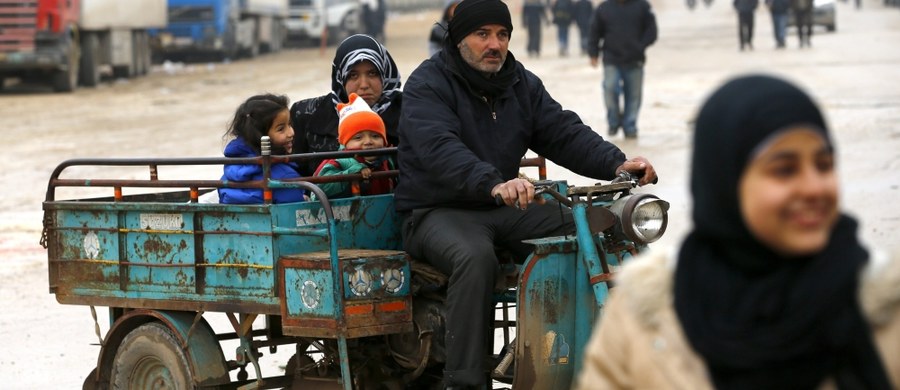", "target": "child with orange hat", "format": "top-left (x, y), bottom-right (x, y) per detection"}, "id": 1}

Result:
top-left (313, 93), bottom-right (396, 198)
